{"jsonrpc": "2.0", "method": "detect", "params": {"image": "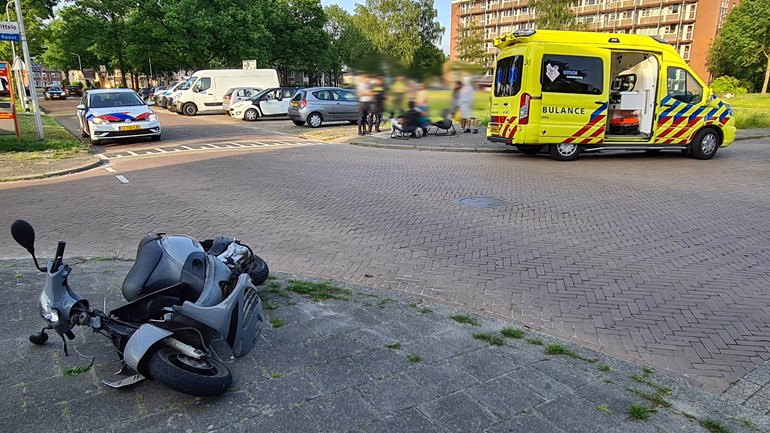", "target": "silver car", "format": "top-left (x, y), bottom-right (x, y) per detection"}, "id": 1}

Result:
top-left (288, 87), bottom-right (359, 128)
top-left (223, 87), bottom-right (262, 113)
